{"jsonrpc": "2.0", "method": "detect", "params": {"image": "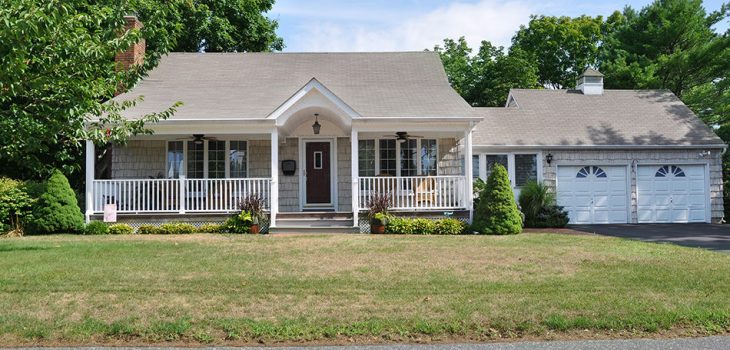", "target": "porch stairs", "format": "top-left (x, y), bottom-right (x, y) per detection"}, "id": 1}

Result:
top-left (270, 212), bottom-right (358, 234)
